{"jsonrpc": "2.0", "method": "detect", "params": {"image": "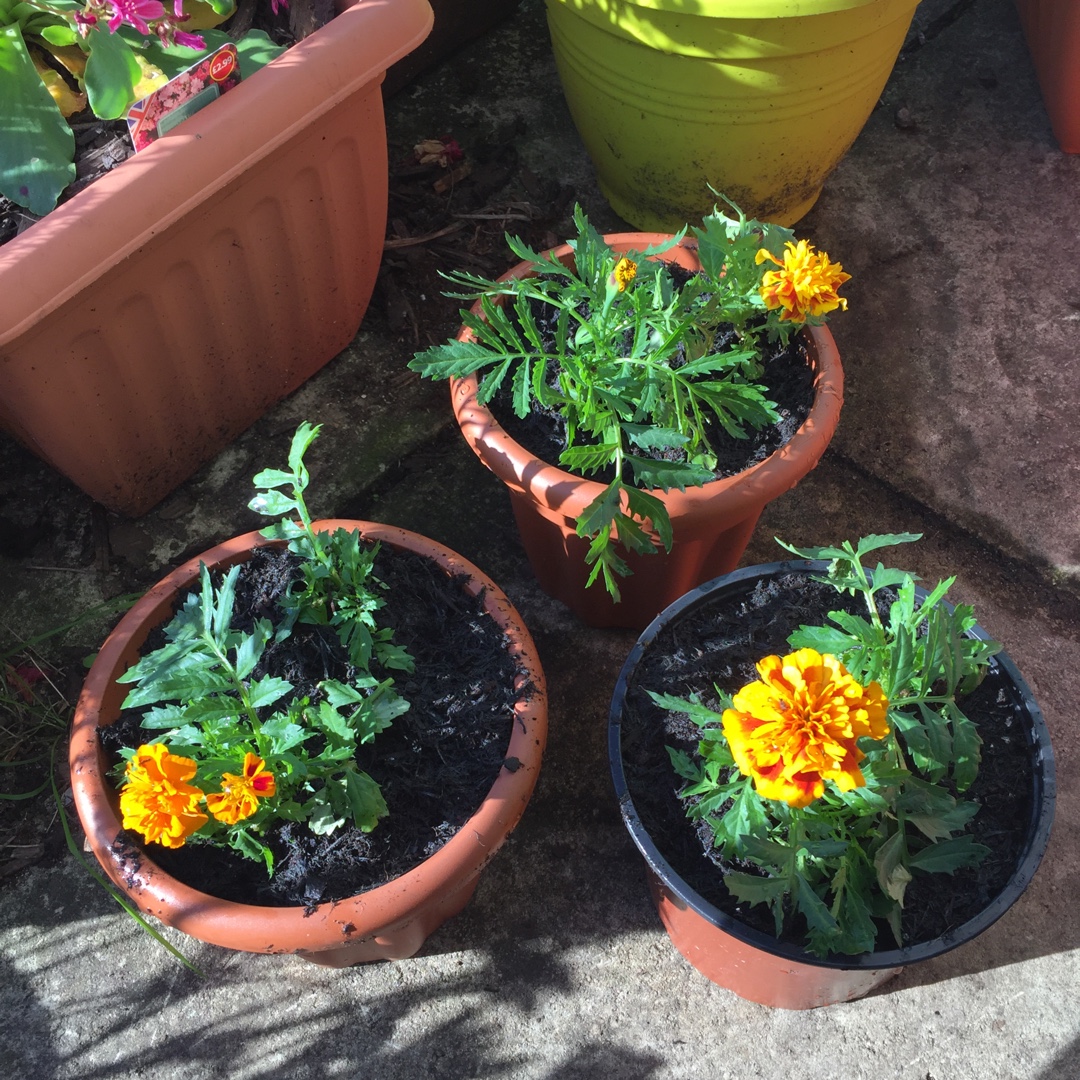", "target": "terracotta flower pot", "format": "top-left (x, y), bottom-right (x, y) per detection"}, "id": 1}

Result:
top-left (609, 562), bottom-right (1056, 1009)
top-left (69, 520), bottom-right (547, 966)
top-left (1015, 0), bottom-right (1080, 152)
top-left (0, 0), bottom-right (433, 518)
top-left (449, 235), bottom-right (844, 631)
